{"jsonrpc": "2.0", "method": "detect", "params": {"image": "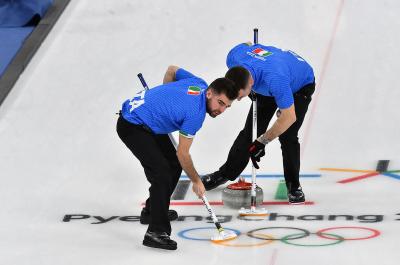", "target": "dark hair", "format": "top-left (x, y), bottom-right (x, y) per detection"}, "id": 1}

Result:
top-left (208, 77), bottom-right (238, 100)
top-left (225, 66), bottom-right (250, 90)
